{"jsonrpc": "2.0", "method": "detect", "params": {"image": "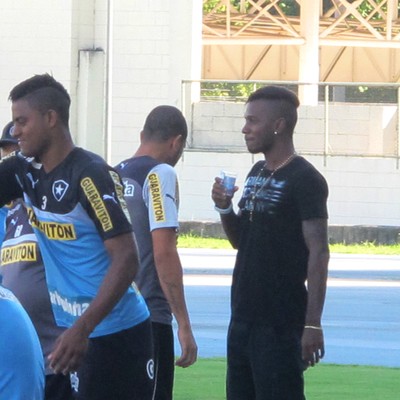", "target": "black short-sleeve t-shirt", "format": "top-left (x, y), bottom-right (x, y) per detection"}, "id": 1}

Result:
top-left (233, 156), bottom-right (328, 326)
